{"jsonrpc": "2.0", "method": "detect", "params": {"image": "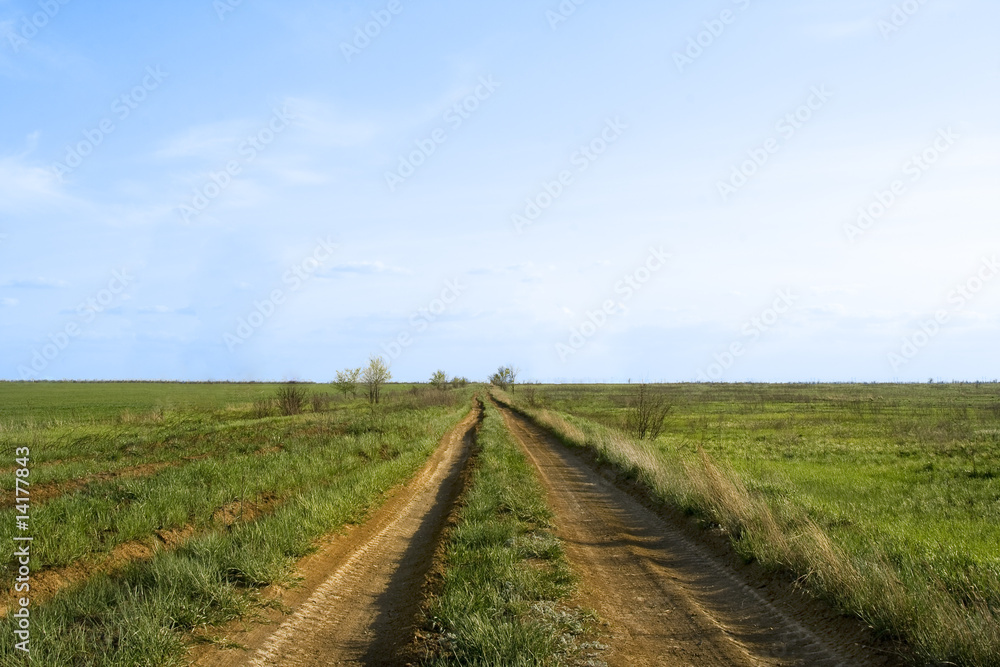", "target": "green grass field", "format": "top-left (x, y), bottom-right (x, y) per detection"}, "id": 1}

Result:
top-left (500, 383), bottom-right (1000, 667)
top-left (0, 381), bottom-right (473, 666)
top-left (5, 381), bottom-right (998, 665)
